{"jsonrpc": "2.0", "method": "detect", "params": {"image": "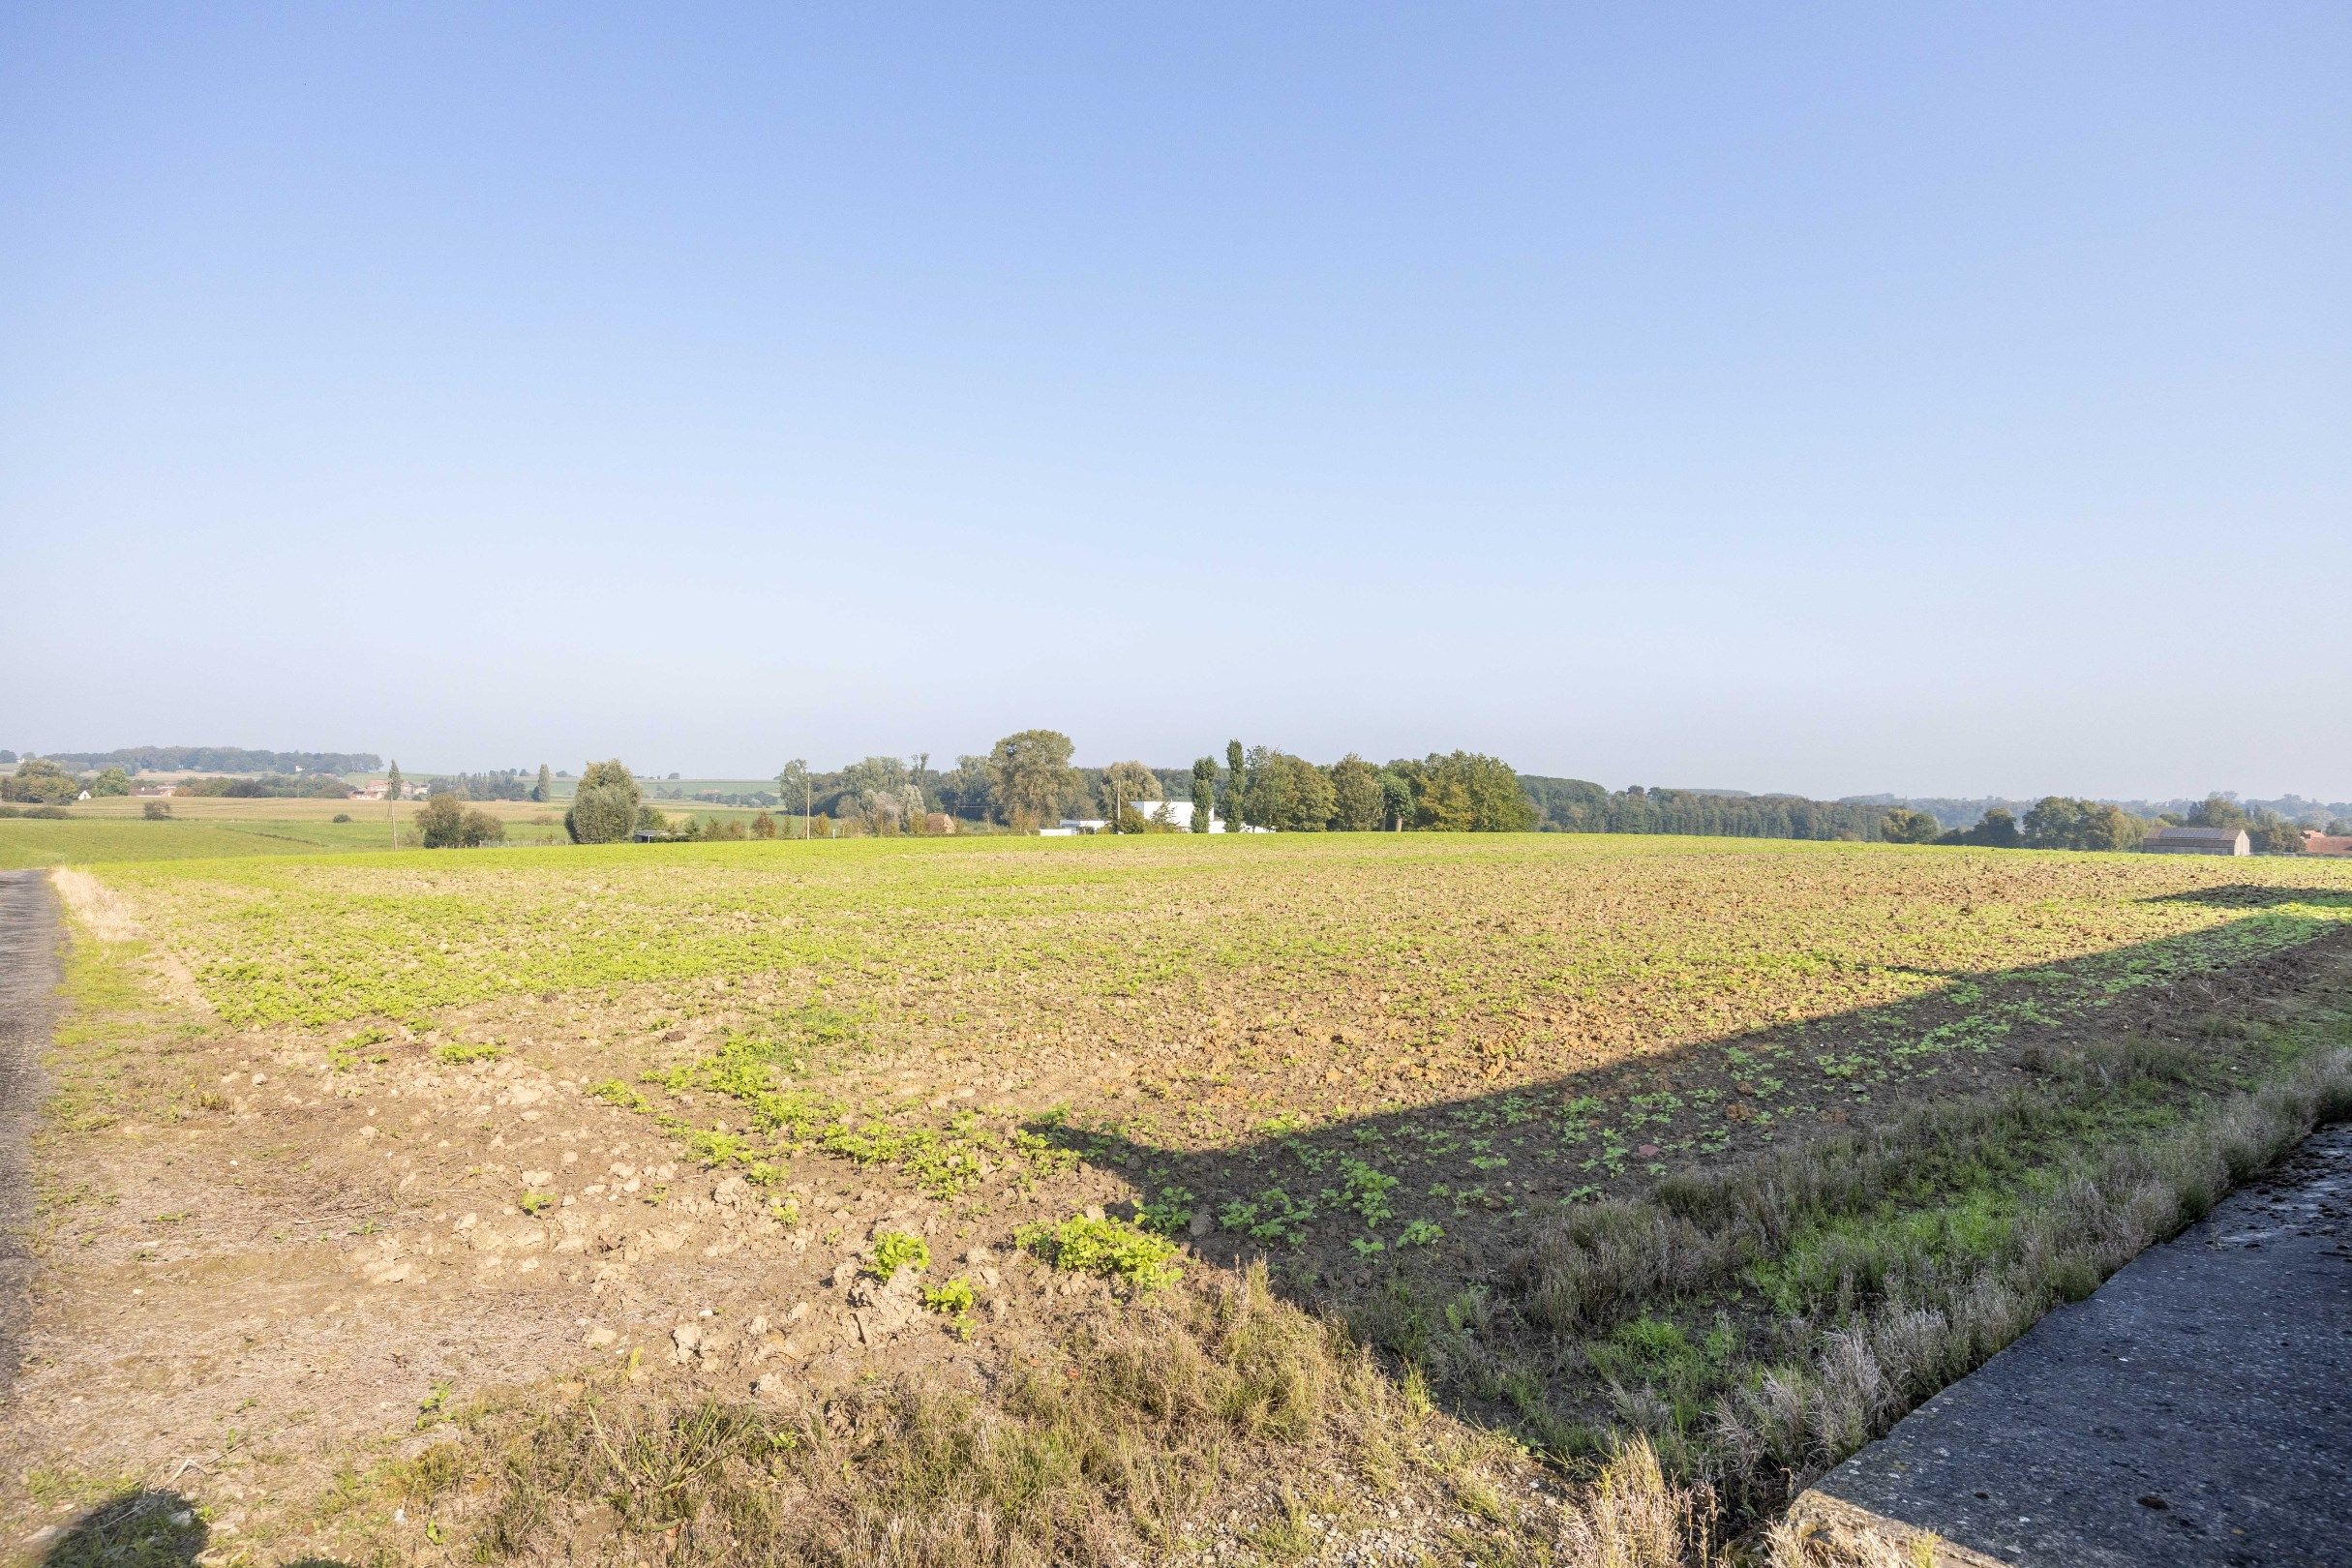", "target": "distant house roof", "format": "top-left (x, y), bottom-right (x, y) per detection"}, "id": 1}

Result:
top-left (2144, 826), bottom-right (2250, 855)
top-left (2304, 831), bottom-right (2352, 858)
